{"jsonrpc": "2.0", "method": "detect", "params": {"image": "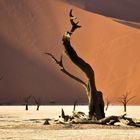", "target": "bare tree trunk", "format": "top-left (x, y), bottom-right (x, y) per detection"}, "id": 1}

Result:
top-left (25, 104), bottom-right (28, 110)
top-left (105, 106), bottom-right (108, 111)
top-left (73, 100), bottom-right (77, 112)
top-left (33, 96), bottom-right (41, 111)
top-left (62, 10), bottom-right (105, 120)
top-left (24, 96), bottom-right (31, 111)
top-left (105, 97), bottom-right (110, 111)
top-left (124, 104), bottom-right (126, 112)
top-left (37, 105), bottom-right (40, 111)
